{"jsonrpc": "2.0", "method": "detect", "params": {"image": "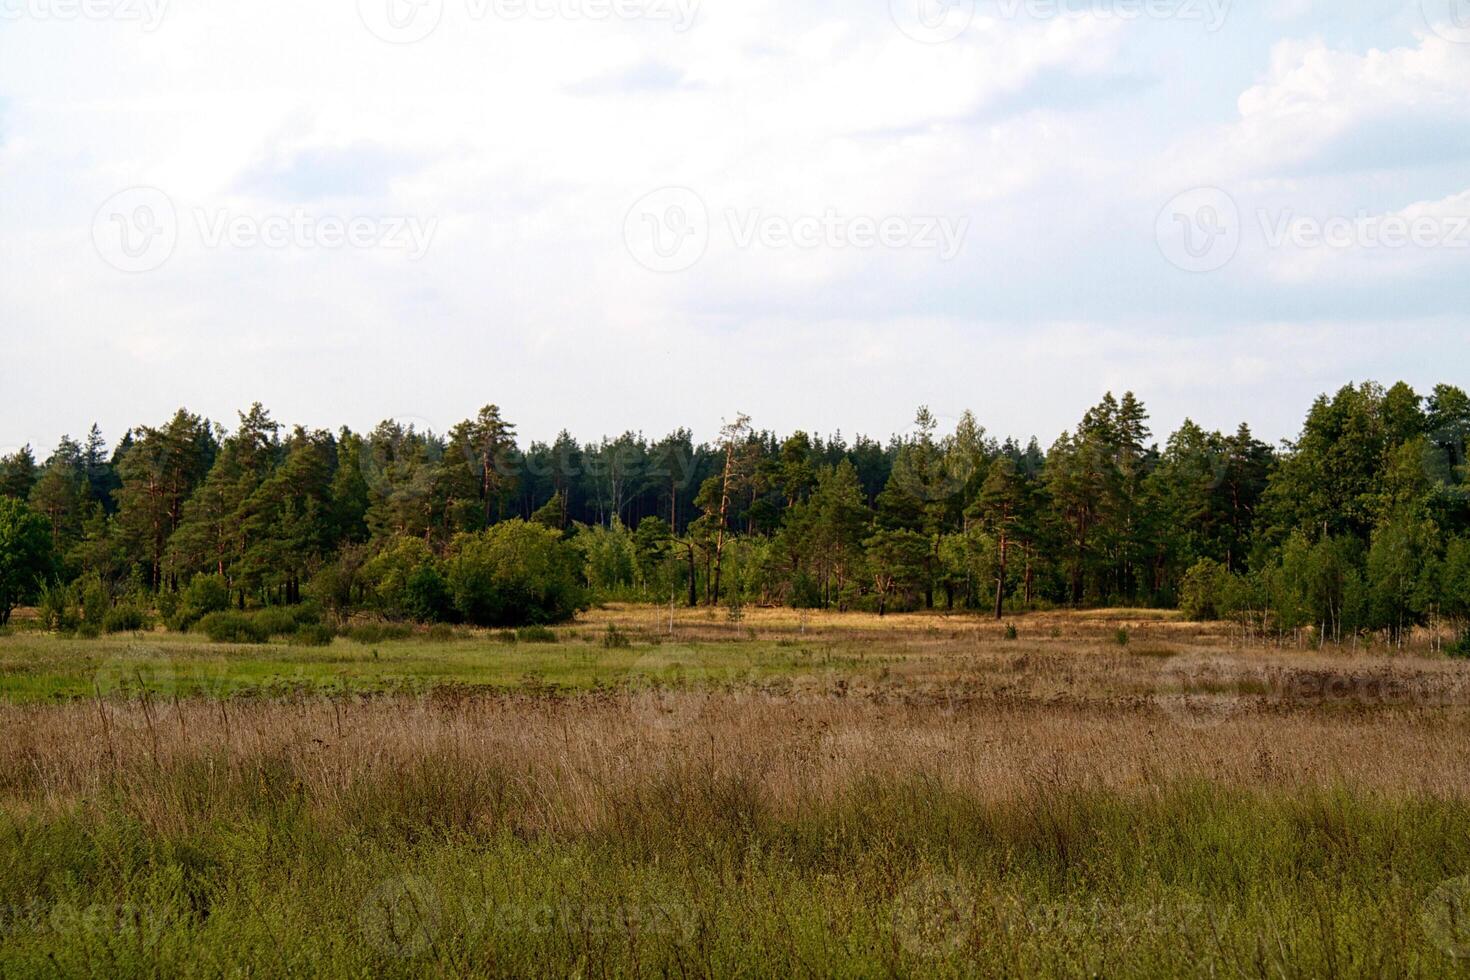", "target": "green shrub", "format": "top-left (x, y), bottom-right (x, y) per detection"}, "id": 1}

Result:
top-left (292, 624), bottom-right (336, 647)
top-left (345, 623), bottom-right (413, 645)
top-left (1449, 628), bottom-right (1470, 659)
top-left (80, 578), bottom-right (111, 628)
top-left (516, 625), bottom-right (557, 644)
top-left (1179, 558), bottom-right (1230, 621)
top-left (197, 611), bottom-right (269, 644)
top-left (1004, 622), bottom-right (1018, 641)
top-left (253, 606), bottom-right (300, 637)
top-left (447, 521), bottom-right (588, 627)
top-left (102, 604), bottom-right (149, 634)
top-left (426, 624), bottom-right (460, 643)
top-left (75, 621), bottom-right (101, 639)
top-left (172, 575), bottom-right (231, 630)
top-left (495, 630), bottom-right (518, 644)
top-left (37, 581), bottom-right (79, 633)
top-left (602, 624), bottom-right (631, 649)
top-left (1114, 627), bottom-right (1130, 647)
